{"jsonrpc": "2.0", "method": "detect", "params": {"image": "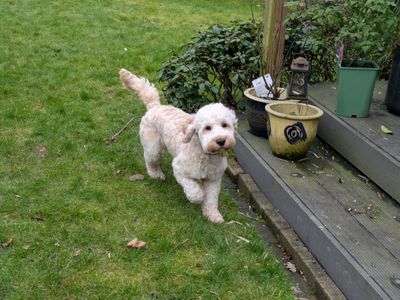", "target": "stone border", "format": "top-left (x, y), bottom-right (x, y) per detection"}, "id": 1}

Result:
top-left (226, 157), bottom-right (346, 300)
